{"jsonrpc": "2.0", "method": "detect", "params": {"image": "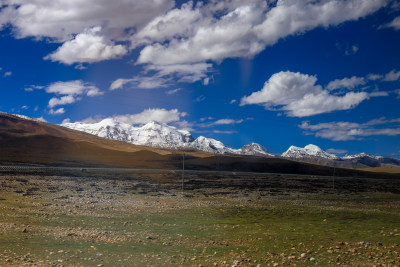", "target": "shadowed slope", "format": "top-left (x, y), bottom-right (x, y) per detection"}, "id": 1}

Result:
top-left (1, 113), bottom-right (399, 178)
